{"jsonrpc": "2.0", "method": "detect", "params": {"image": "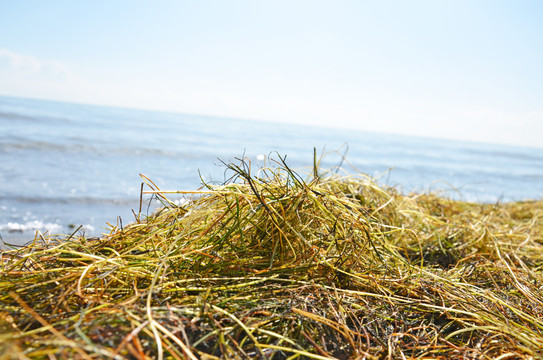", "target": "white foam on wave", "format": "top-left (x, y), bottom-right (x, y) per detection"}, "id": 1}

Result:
top-left (0, 220), bottom-right (63, 234)
top-left (0, 222), bottom-right (98, 239)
